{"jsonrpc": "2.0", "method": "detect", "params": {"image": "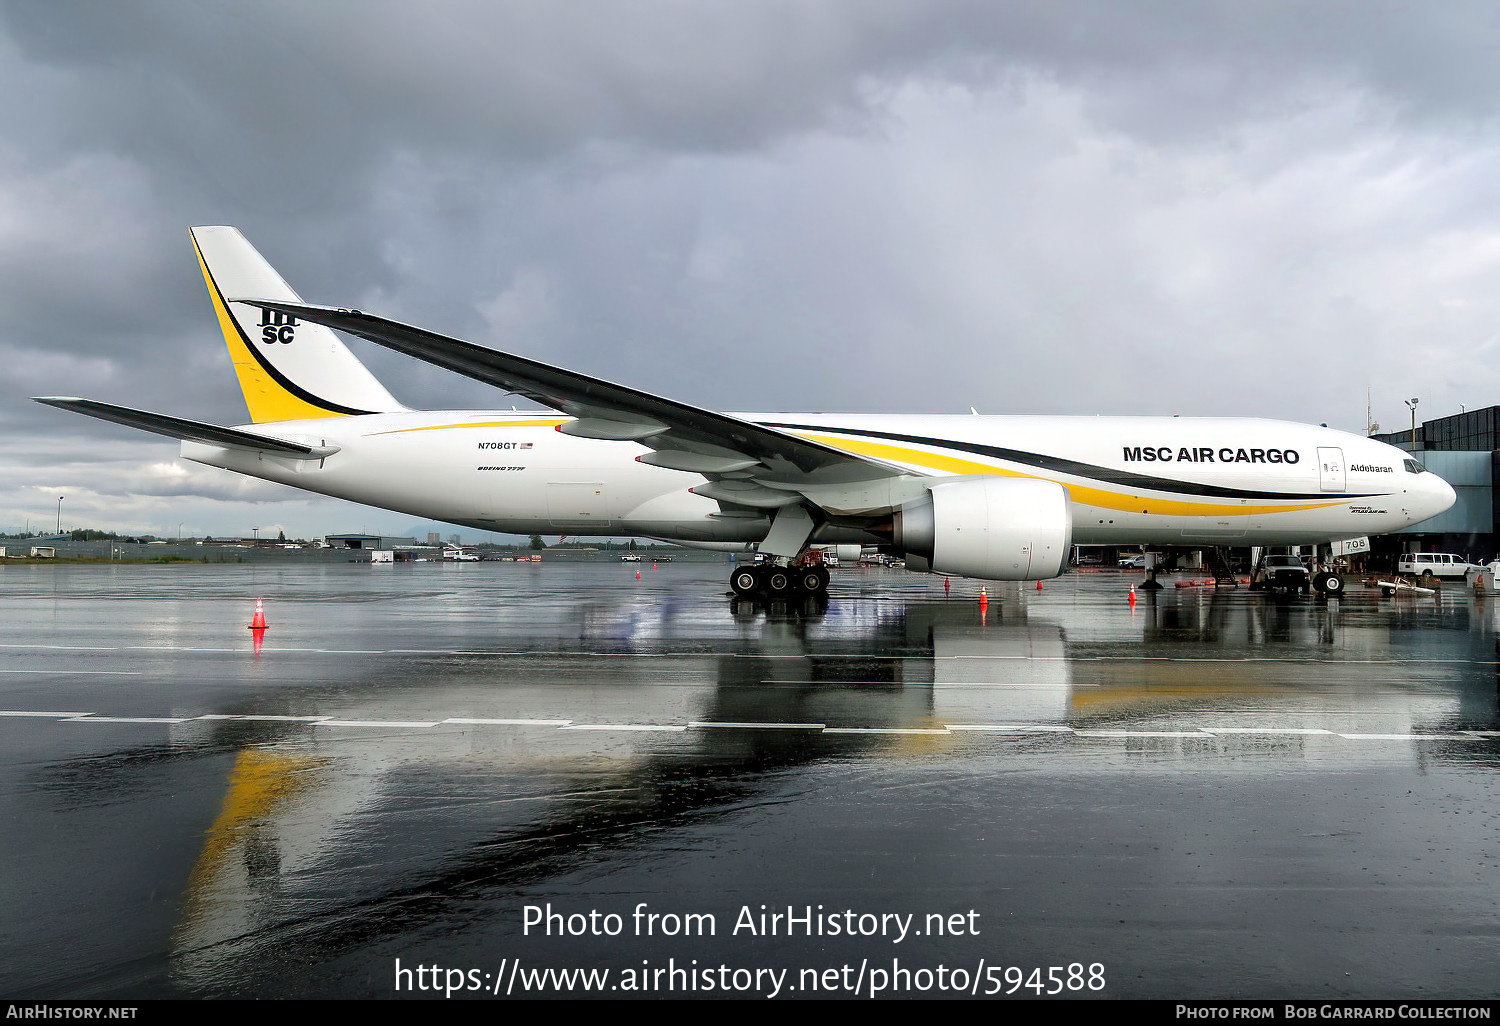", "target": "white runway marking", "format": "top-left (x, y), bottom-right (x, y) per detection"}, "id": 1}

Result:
top-left (0, 669), bottom-right (143, 675)
top-left (1337, 732), bottom-right (1484, 741)
top-left (0, 710), bottom-right (93, 718)
top-left (1074, 729), bottom-right (1211, 738)
top-left (1, 710), bottom-right (1494, 745)
top-left (1200, 727), bottom-right (1336, 735)
top-left (63, 716), bottom-right (190, 724)
top-left (561, 724), bottom-right (688, 732)
top-left (0, 645), bottom-right (120, 651)
top-left (314, 719), bottom-right (442, 728)
top-left (443, 717), bottom-right (573, 726)
top-left (945, 724), bottom-right (1076, 732)
top-left (198, 714), bottom-right (333, 722)
top-left (687, 721), bottom-right (825, 730)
